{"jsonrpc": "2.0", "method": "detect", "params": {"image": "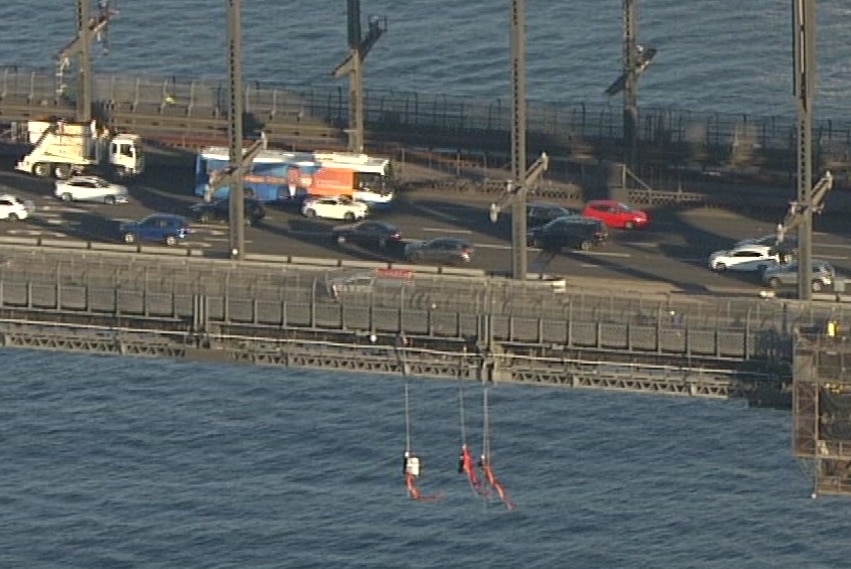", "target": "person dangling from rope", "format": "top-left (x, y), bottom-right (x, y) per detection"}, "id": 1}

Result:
top-left (479, 387), bottom-right (515, 510)
top-left (457, 388), bottom-right (485, 496)
top-left (479, 453), bottom-right (516, 511)
top-left (458, 443), bottom-right (484, 495)
top-left (403, 450), bottom-right (442, 502)
top-left (403, 382), bottom-right (443, 502)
